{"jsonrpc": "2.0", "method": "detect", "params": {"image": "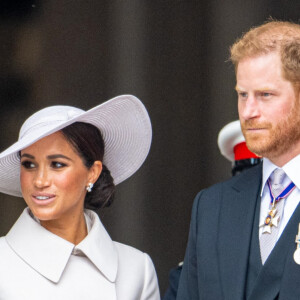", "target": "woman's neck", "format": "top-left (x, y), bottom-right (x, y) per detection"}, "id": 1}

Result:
top-left (40, 212), bottom-right (88, 245)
